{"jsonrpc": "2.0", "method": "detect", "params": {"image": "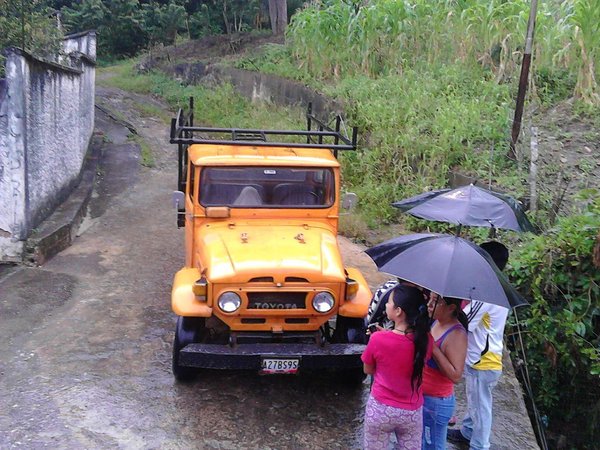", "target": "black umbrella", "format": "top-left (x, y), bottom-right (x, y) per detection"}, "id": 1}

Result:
top-left (365, 233), bottom-right (527, 308)
top-left (392, 184), bottom-right (534, 232)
